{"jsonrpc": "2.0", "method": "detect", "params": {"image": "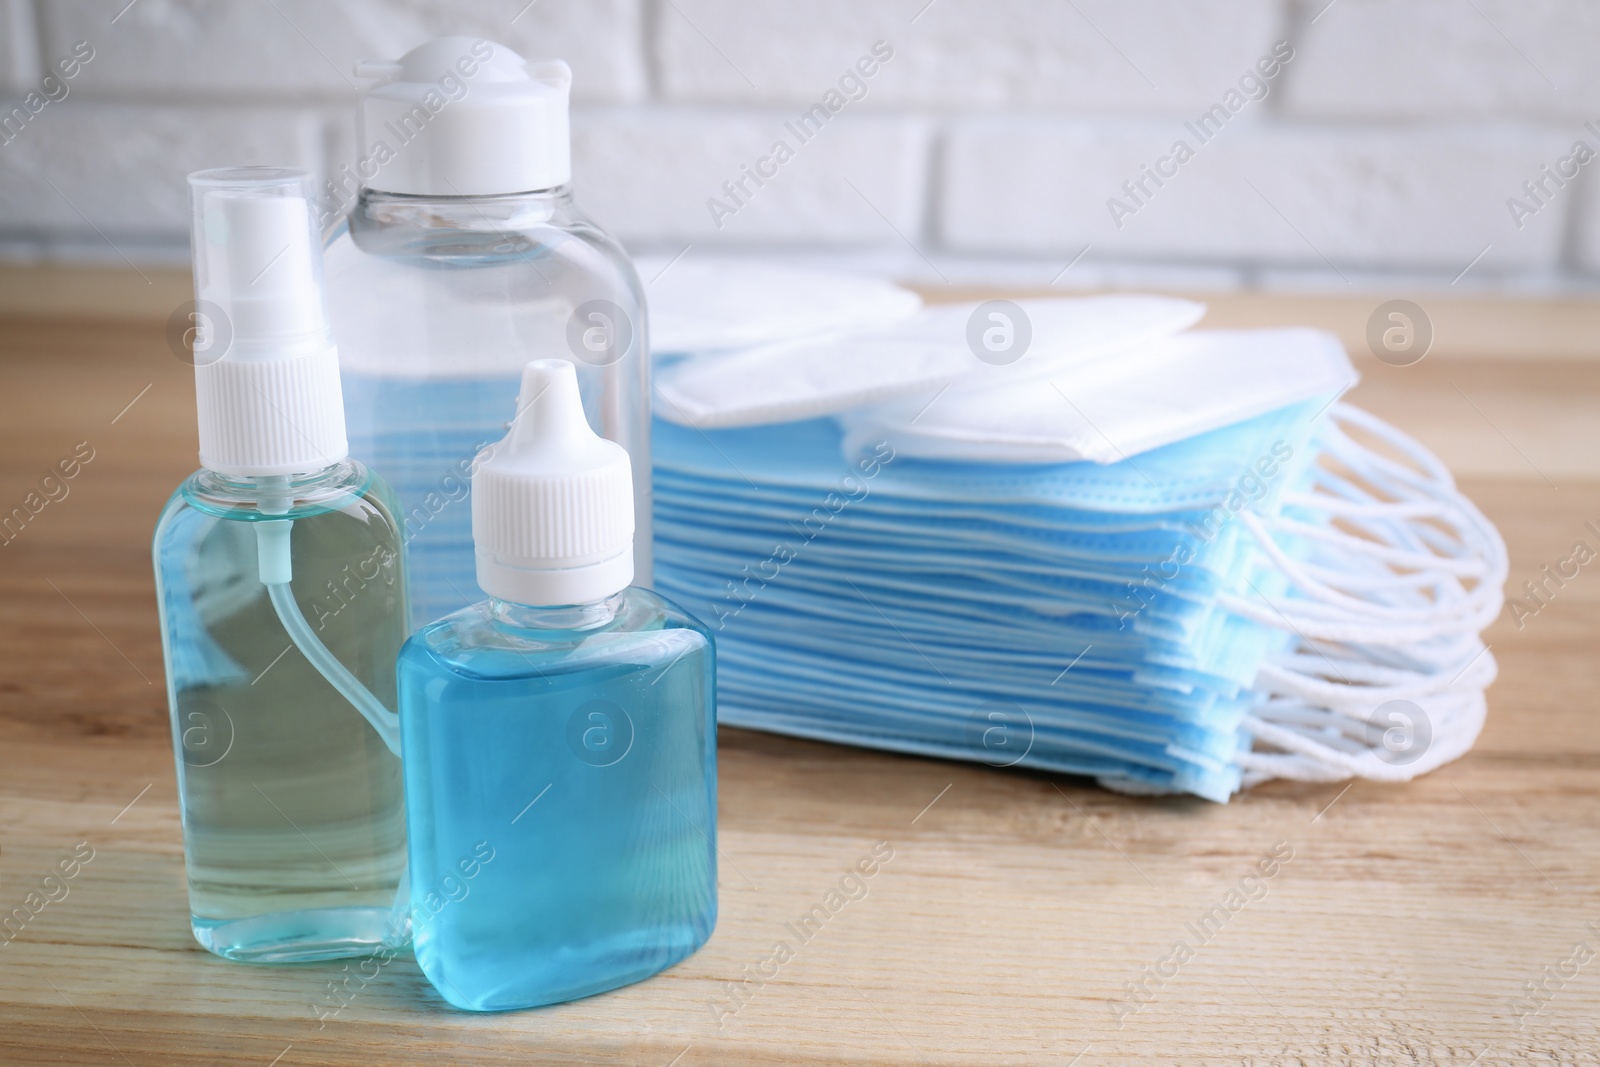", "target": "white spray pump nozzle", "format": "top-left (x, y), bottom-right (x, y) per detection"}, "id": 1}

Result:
top-left (472, 360), bottom-right (634, 606)
top-left (188, 167), bottom-right (347, 477)
top-left (191, 168), bottom-right (330, 352)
